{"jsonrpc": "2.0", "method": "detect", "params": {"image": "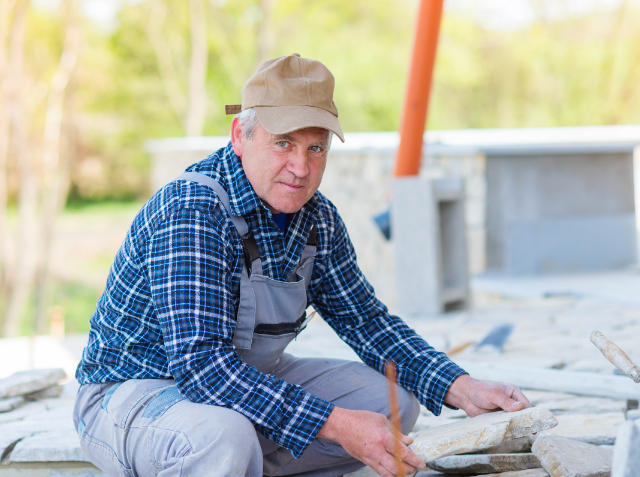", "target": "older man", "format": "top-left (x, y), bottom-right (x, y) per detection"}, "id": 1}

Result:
top-left (74, 54), bottom-right (529, 477)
